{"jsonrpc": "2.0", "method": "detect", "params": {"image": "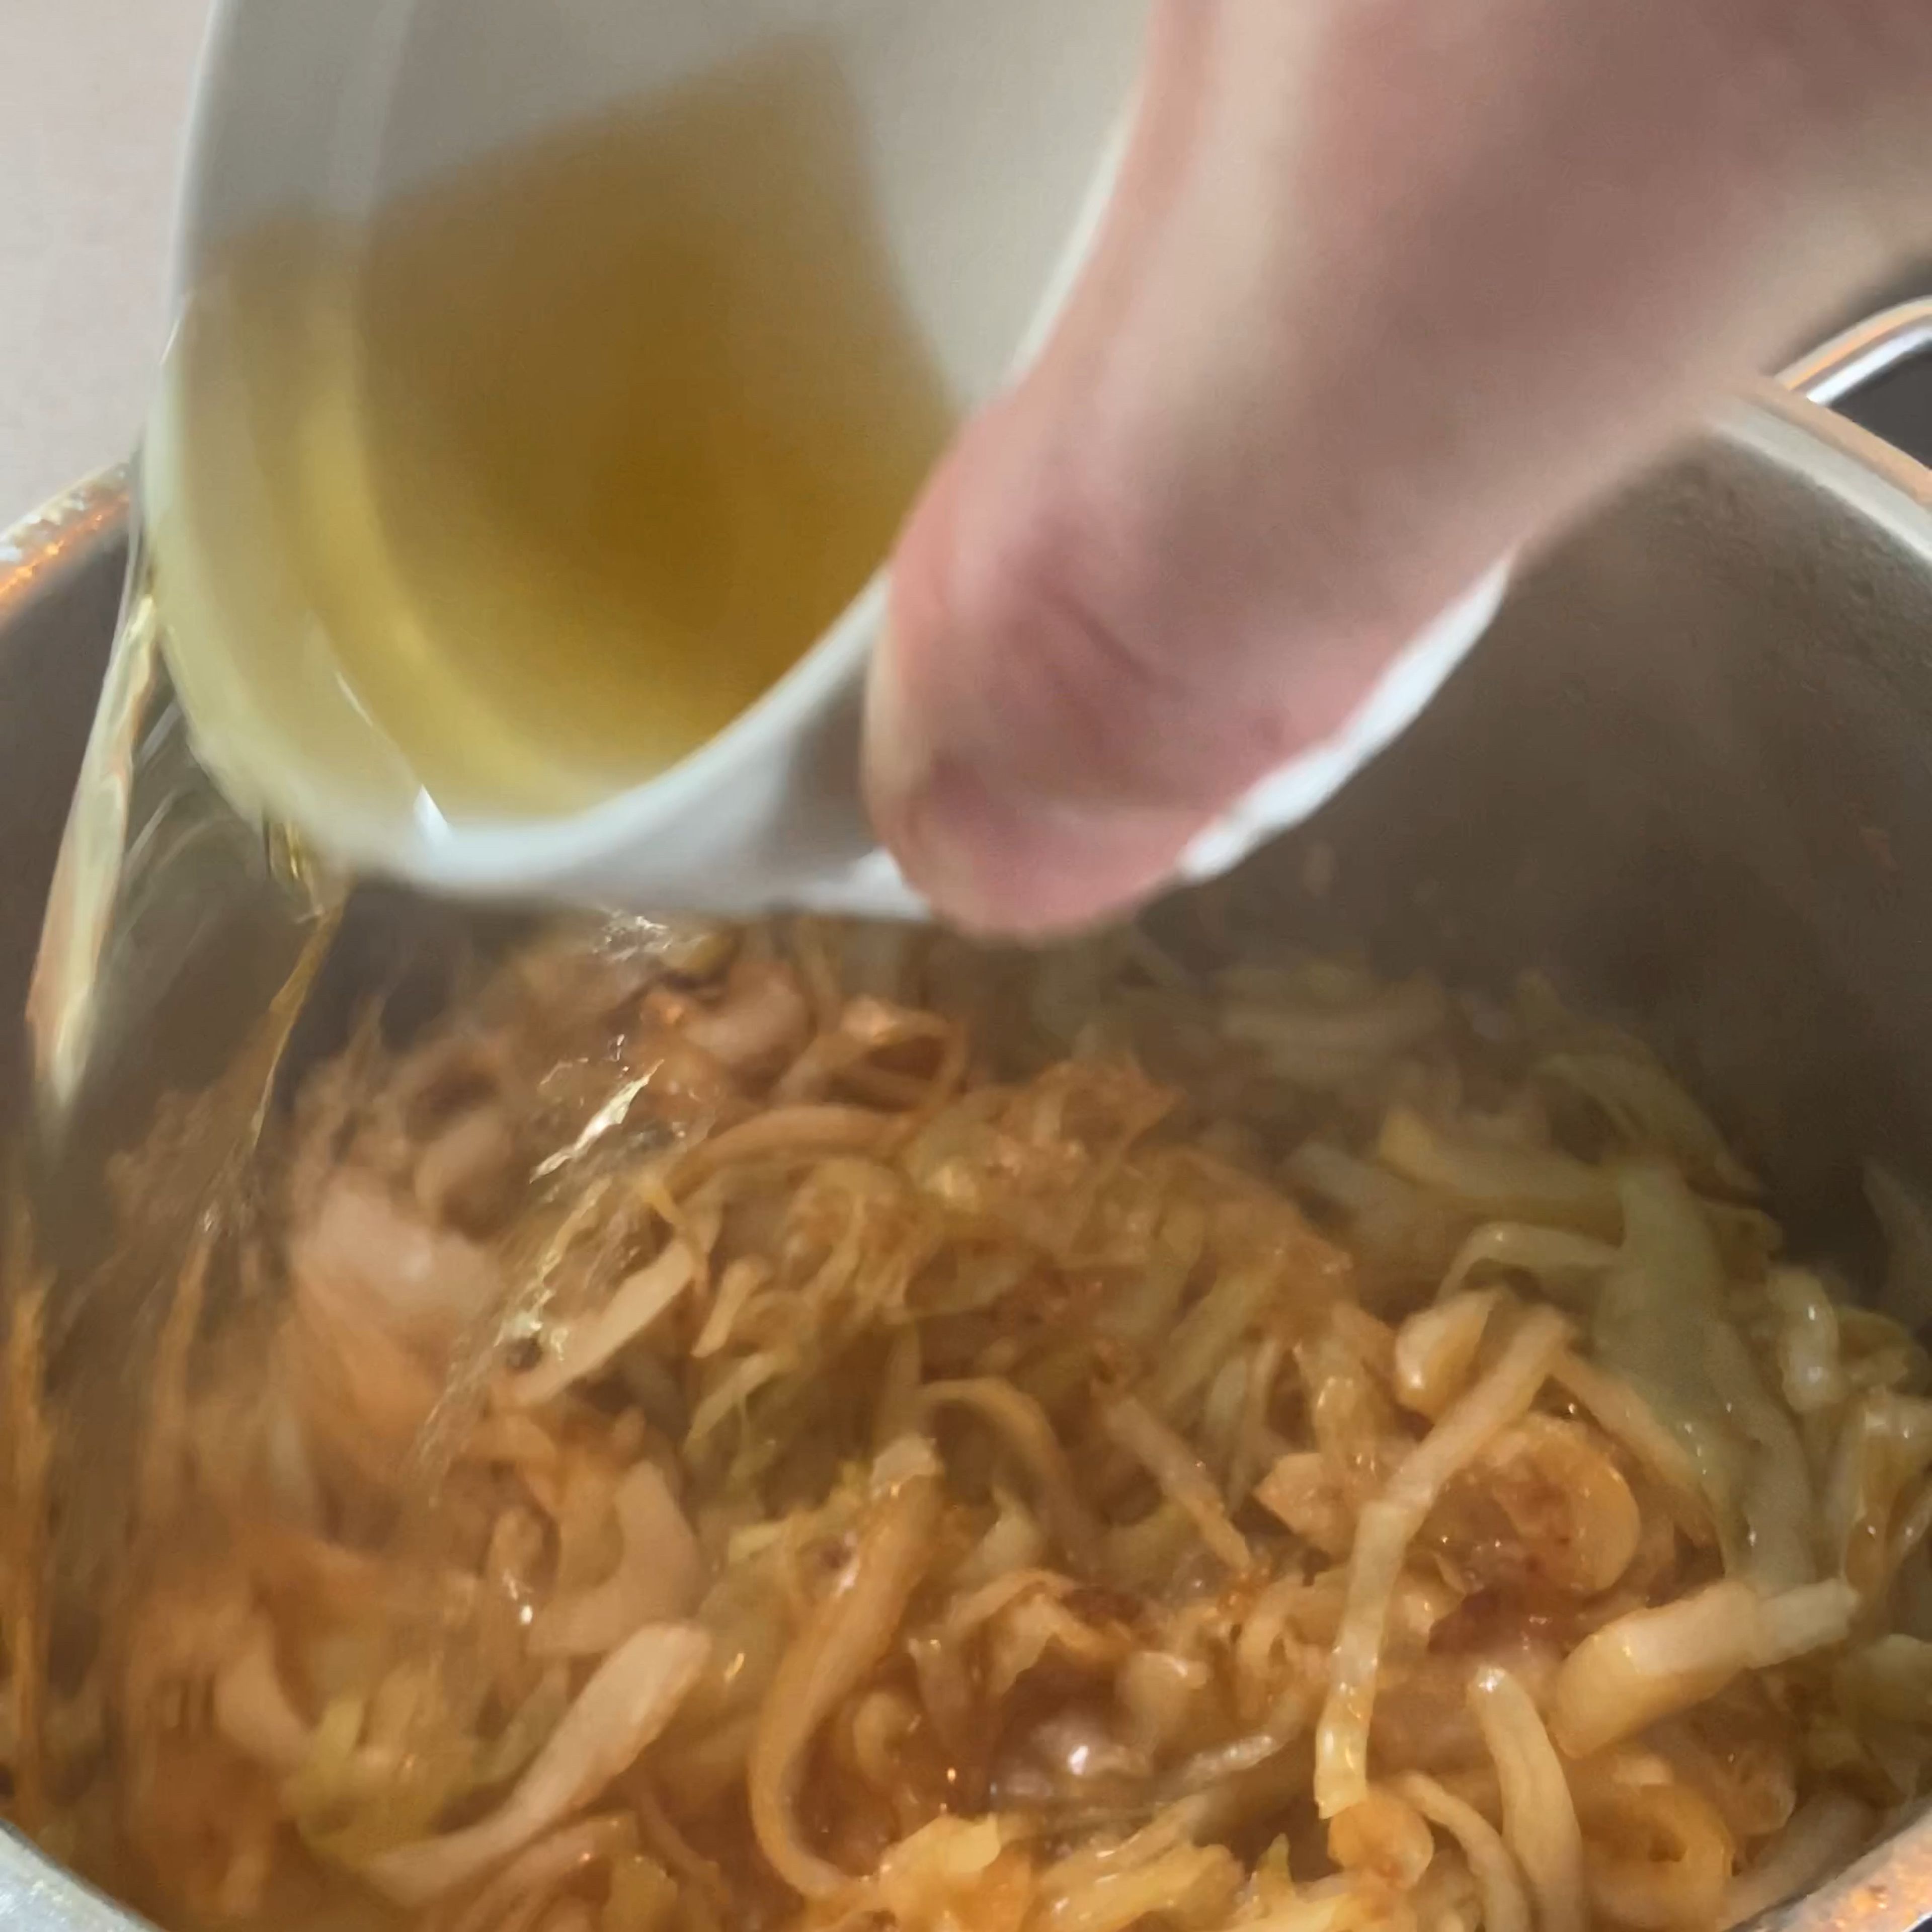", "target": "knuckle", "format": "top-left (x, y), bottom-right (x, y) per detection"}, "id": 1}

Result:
top-left (942, 445), bottom-right (1243, 807)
